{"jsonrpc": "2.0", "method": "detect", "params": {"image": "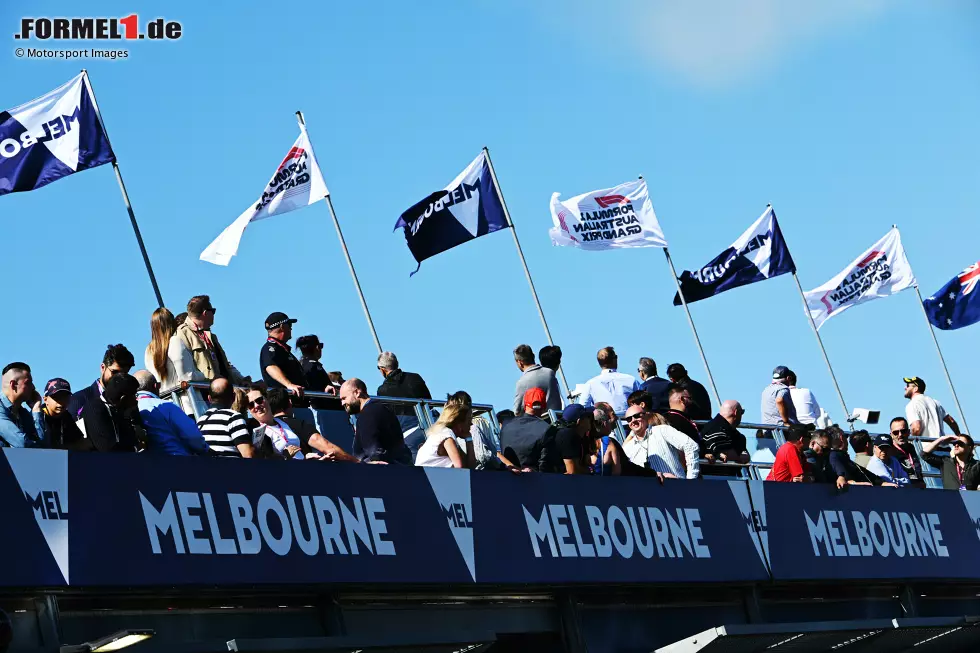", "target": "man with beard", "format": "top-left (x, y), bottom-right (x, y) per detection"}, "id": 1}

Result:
top-left (339, 378), bottom-right (412, 465)
top-left (67, 344), bottom-right (136, 421)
